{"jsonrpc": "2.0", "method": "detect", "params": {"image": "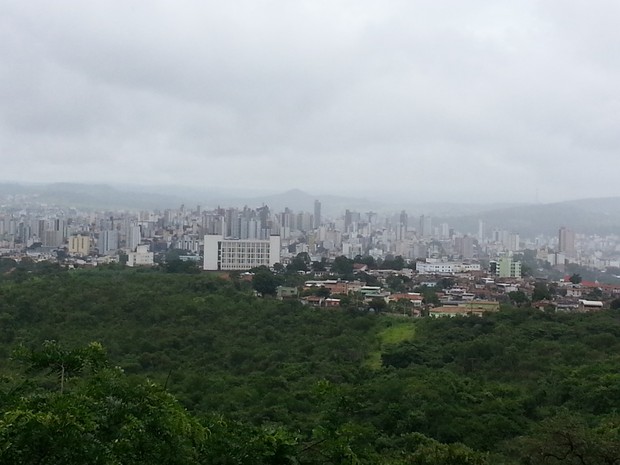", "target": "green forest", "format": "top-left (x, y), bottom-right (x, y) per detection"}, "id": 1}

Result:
top-left (0, 266), bottom-right (619, 464)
